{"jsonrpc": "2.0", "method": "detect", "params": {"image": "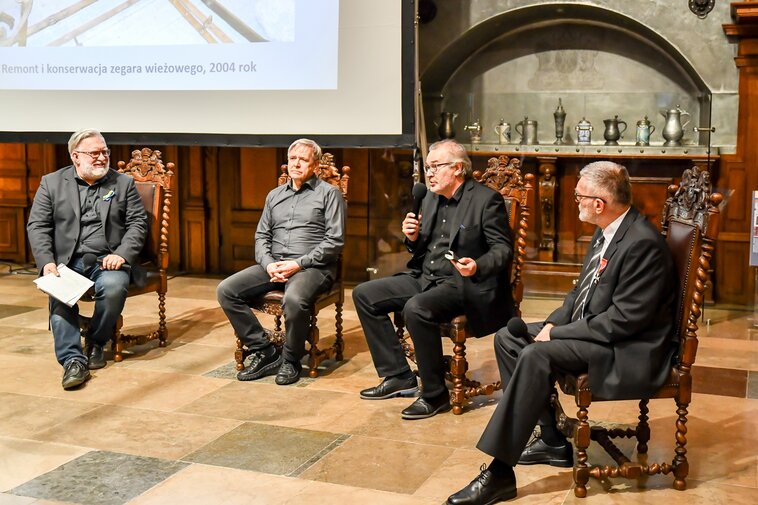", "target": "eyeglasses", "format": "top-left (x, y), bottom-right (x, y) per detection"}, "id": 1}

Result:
top-left (574, 191), bottom-right (606, 204)
top-left (75, 149), bottom-right (111, 159)
top-left (423, 161), bottom-right (457, 175)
